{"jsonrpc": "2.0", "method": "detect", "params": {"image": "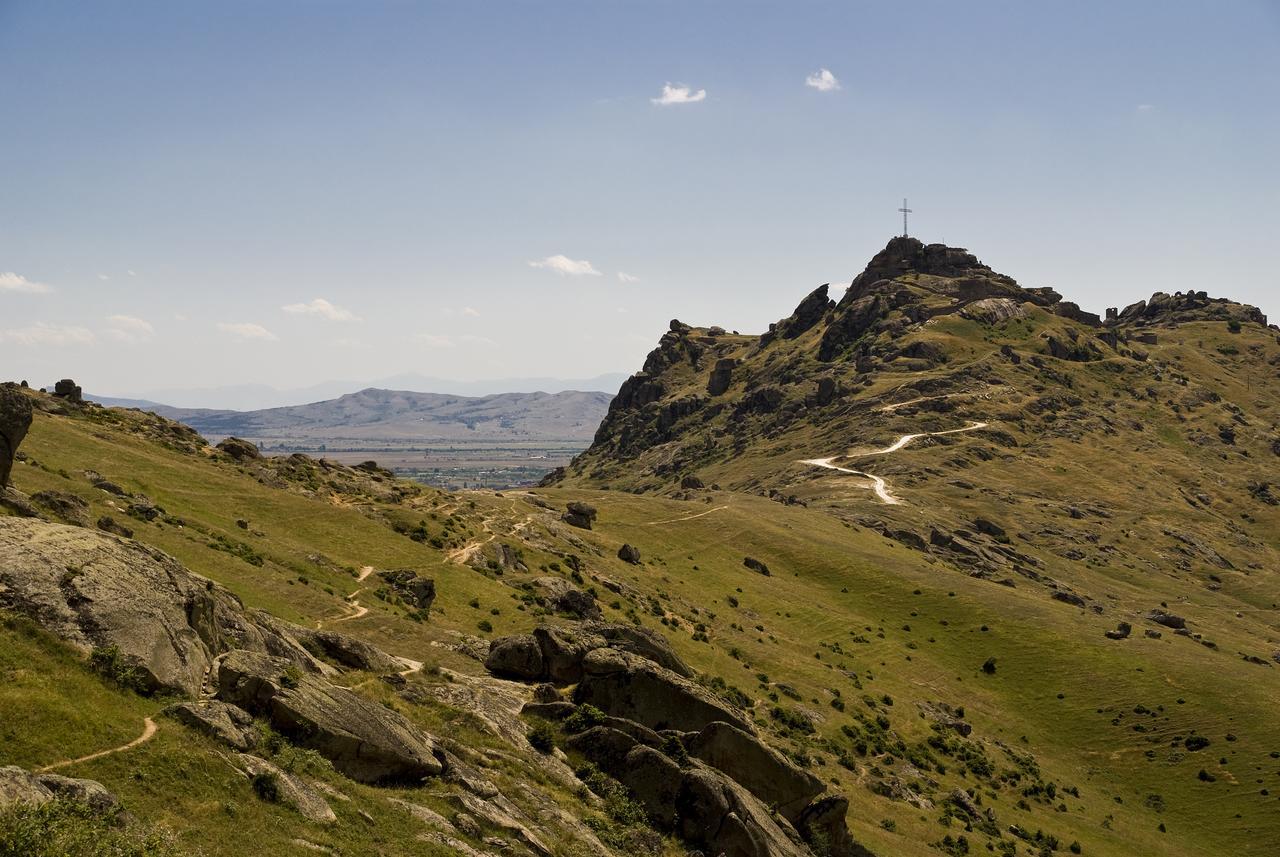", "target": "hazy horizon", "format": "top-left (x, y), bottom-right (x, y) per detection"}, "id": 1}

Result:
top-left (4, 1), bottom-right (1278, 396)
